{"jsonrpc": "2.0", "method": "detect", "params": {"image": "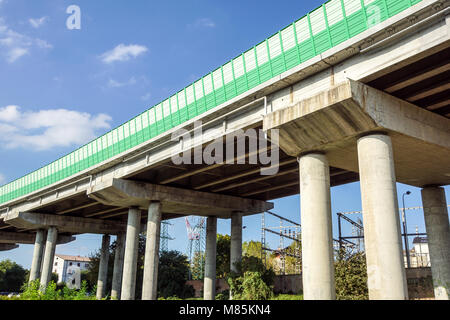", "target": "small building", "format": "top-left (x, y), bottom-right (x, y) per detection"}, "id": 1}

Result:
top-left (52, 254), bottom-right (91, 287)
top-left (404, 237), bottom-right (431, 268)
